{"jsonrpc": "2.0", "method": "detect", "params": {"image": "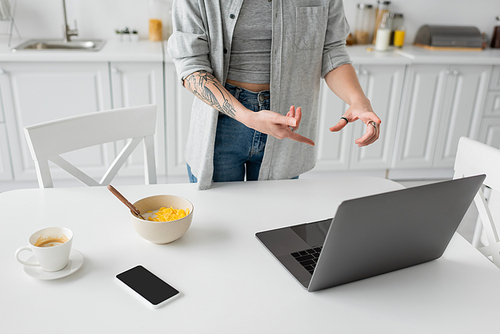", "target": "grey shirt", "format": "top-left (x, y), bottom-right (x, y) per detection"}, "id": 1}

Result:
top-left (167, 0), bottom-right (351, 190)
